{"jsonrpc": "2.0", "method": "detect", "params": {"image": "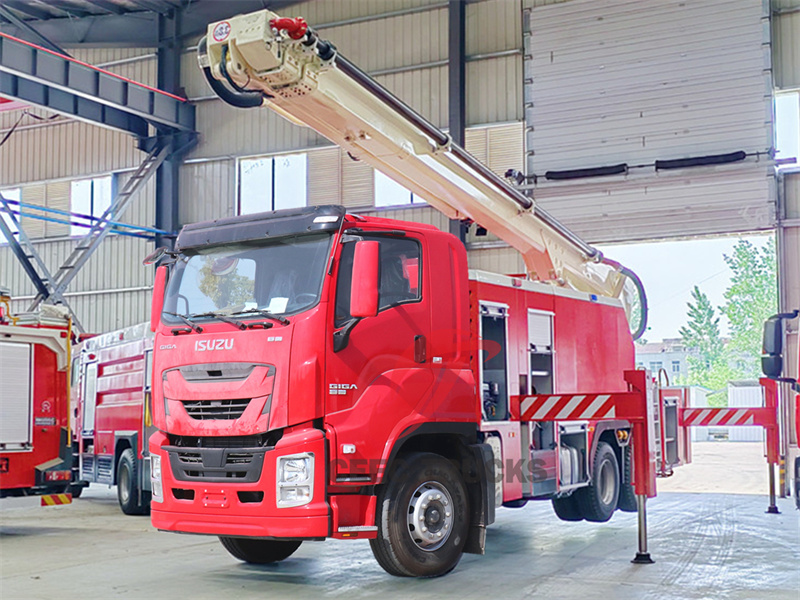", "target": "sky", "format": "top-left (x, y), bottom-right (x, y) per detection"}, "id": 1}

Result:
top-left (597, 233), bottom-right (774, 343)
